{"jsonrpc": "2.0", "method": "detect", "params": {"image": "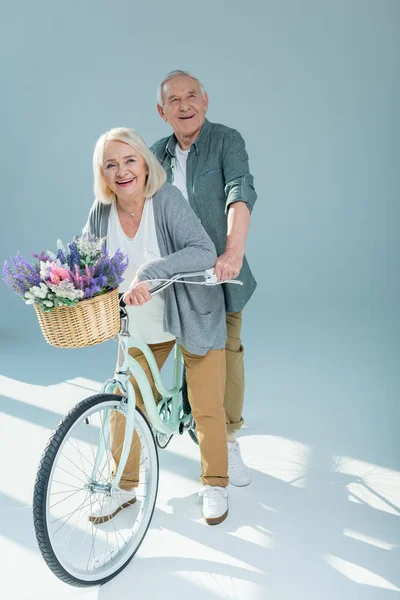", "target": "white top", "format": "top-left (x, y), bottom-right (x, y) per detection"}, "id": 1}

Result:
top-left (173, 142), bottom-right (190, 202)
top-left (107, 198), bottom-right (175, 343)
